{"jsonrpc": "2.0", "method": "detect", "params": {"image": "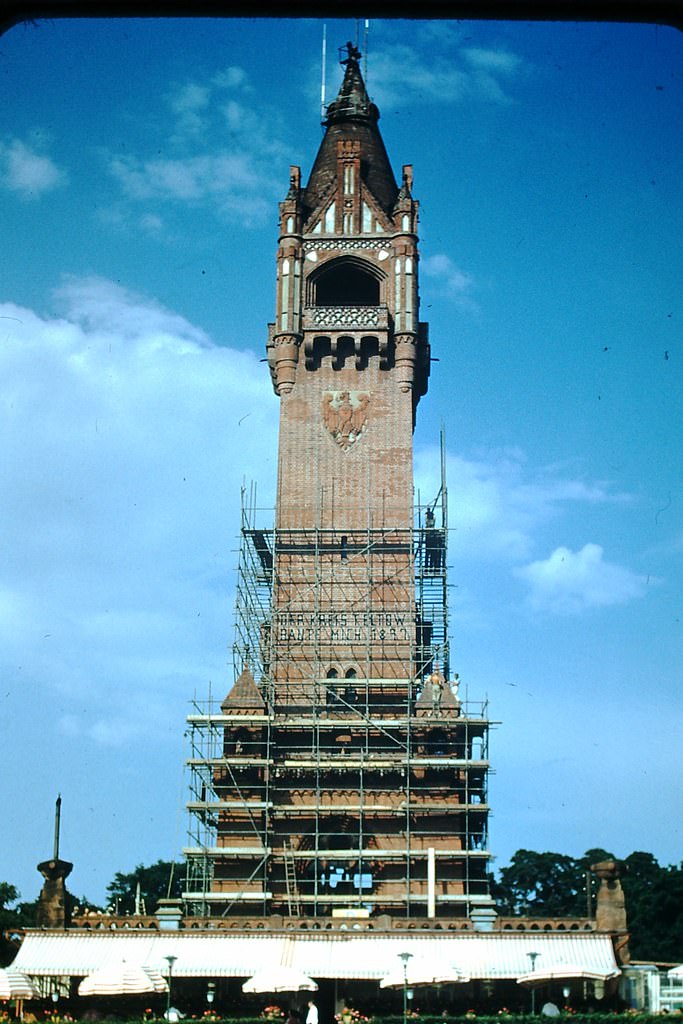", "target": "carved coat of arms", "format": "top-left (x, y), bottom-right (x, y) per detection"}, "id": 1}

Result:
top-left (321, 391), bottom-right (370, 451)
